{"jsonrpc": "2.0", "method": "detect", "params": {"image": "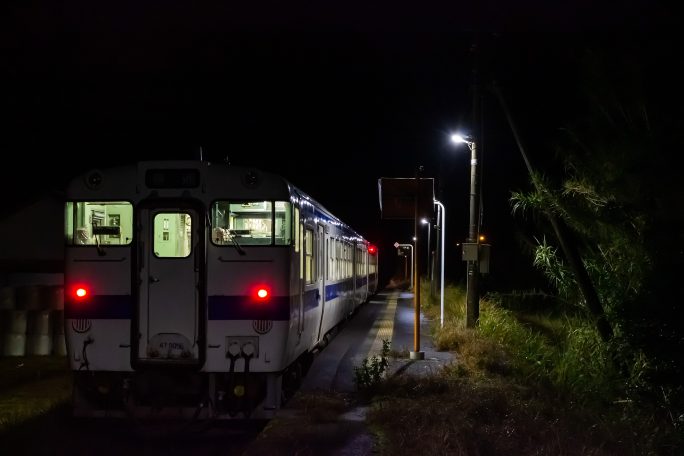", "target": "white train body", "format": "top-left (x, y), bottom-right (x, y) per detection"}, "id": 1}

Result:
top-left (63, 161), bottom-right (378, 419)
